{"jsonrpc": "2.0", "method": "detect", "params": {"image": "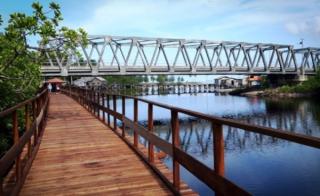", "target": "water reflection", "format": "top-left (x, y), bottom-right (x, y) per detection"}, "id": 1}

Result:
top-left (134, 95), bottom-right (320, 196)
top-left (108, 93), bottom-right (320, 195)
